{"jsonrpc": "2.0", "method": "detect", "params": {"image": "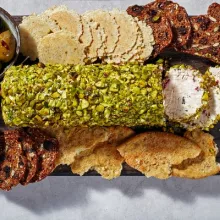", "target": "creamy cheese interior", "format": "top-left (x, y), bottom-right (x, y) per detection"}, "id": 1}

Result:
top-left (184, 66), bottom-right (220, 129)
top-left (164, 67), bottom-right (204, 121)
